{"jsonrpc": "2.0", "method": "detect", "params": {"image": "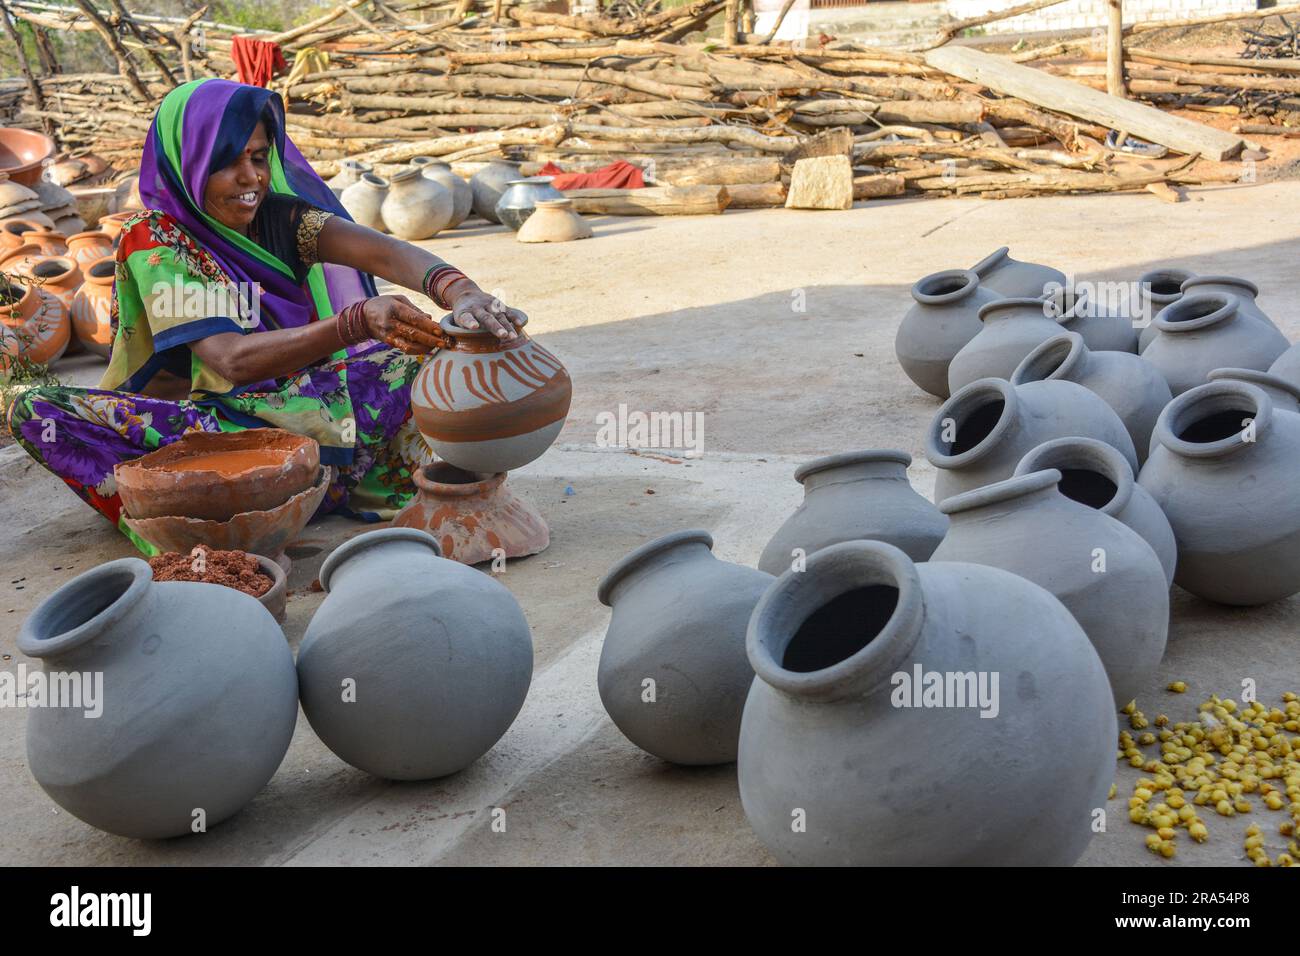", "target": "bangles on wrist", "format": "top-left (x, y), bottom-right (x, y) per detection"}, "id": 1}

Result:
top-left (335, 299), bottom-right (370, 346)
top-left (421, 264), bottom-right (470, 311)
